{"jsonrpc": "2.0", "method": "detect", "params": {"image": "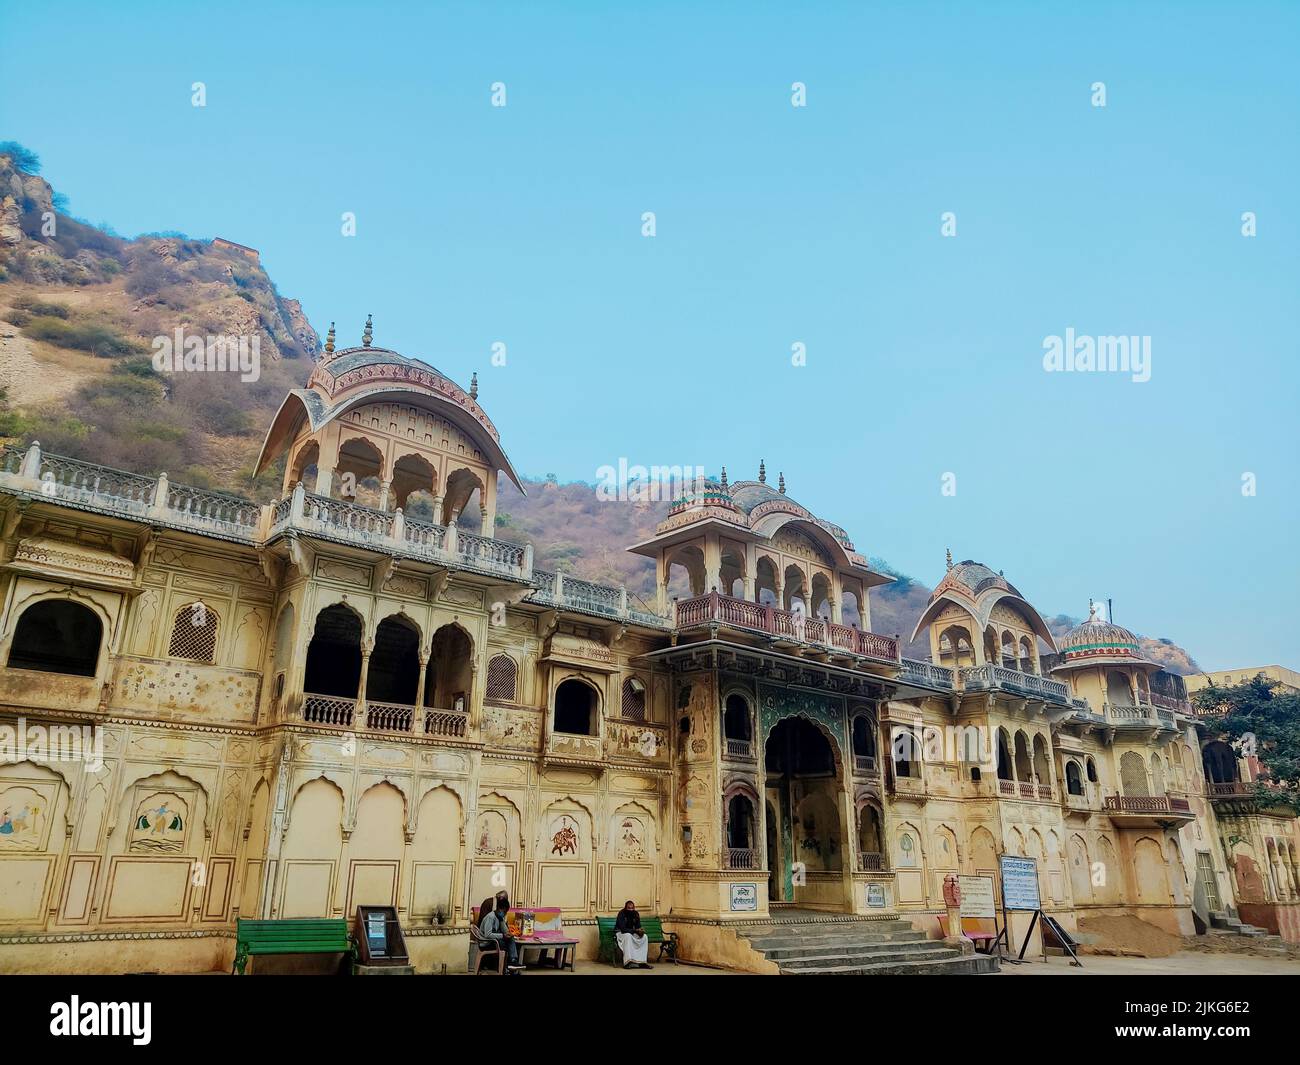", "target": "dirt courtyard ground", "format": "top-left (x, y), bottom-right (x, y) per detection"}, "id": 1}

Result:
top-left (466, 950), bottom-right (1300, 976)
top-left (996, 951), bottom-right (1300, 976)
